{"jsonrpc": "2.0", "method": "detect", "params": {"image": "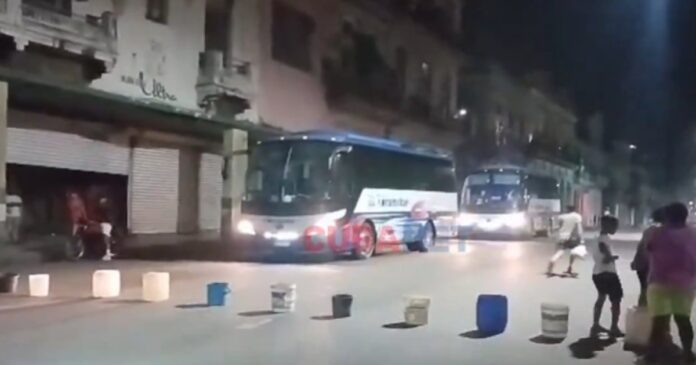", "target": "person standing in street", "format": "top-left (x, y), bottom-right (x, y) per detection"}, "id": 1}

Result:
top-left (646, 203), bottom-right (696, 363)
top-left (588, 215), bottom-right (624, 337)
top-left (547, 205), bottom-right (585, 276)
top-left (6, 192), bottom-right (22, 244)
top-left (632, 207), bottom-right (665, 307)
top-left (94, 196), bottom-right (114, 261)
